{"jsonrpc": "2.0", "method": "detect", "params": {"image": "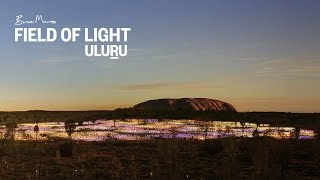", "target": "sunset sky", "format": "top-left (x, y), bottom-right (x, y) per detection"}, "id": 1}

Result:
top-left (0, 0), bottom-right (320, 112)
